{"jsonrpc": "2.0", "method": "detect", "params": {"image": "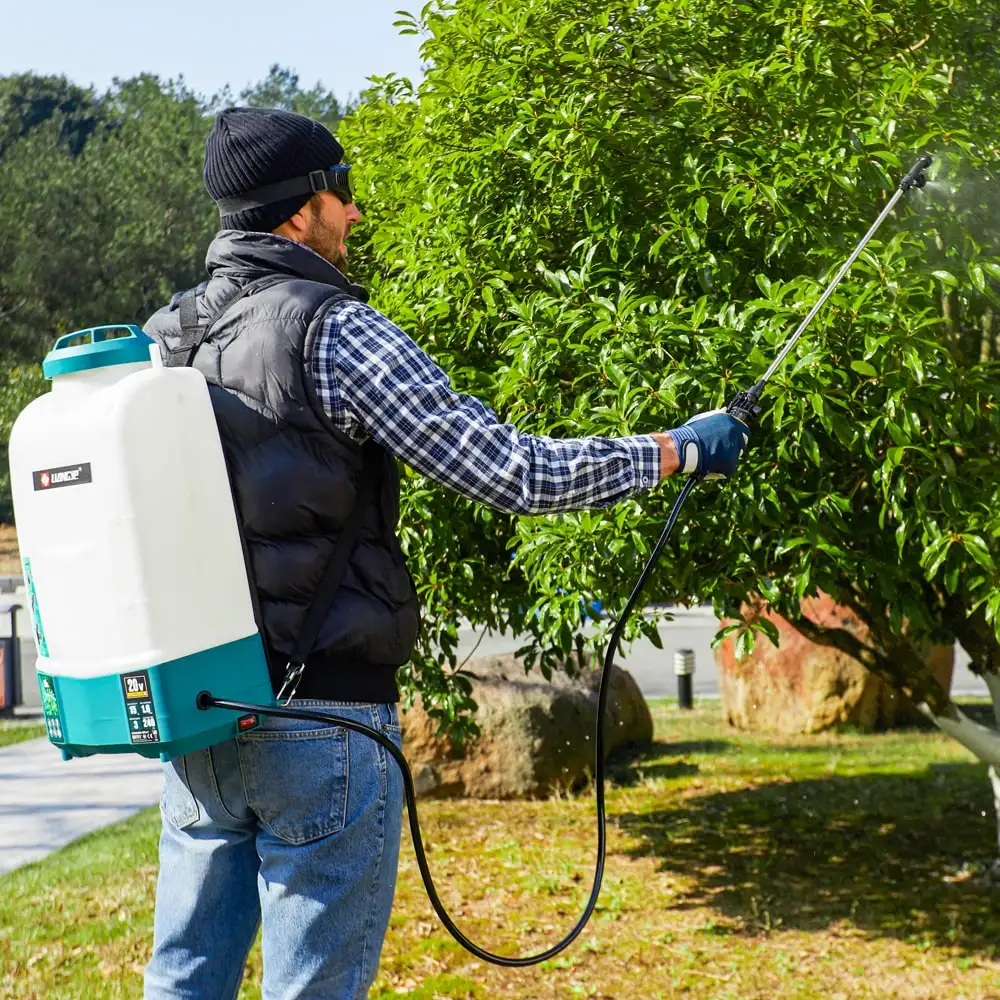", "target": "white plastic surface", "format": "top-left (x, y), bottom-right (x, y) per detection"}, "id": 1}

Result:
top-left (9, 358), bottom-right (258, 679)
